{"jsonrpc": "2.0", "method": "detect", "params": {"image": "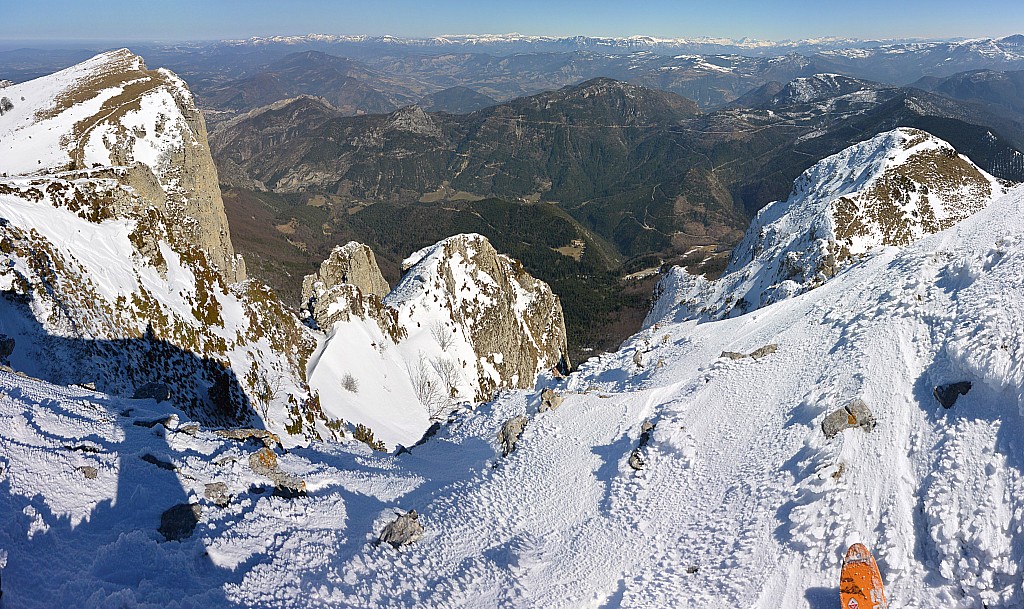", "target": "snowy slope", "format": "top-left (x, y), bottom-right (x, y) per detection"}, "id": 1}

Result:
top-left (4, 185), bottom-right (1024, 606)
top-left (647, 128), bottom-right (1007, 325)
